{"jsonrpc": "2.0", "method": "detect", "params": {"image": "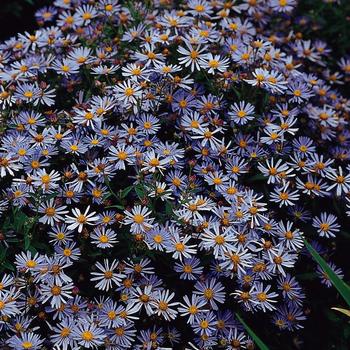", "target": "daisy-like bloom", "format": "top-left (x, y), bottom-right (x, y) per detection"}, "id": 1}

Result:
top-left (123, 205), bottom-right (154, 233)
top-left (277, 273), bottom-right (303, 302)
top-left (178, 295), bottom-right (207, 324)
top-left (270, 181), bottom-right (300, 207)
top-left (244, 67), bottom-right (269, 88)
top-left (172, 89), bottom-right (198, 115)
top-left (14, 82), bottom-right (41, 103)
top-left (204, 171), bottom-right (230, 189)
top-left (0, 289), bottom-right (20, 317)
top-left (90, 227), bottom-right (118, 248)
top-left (258, 158), bottom-right (294, 184)
top-left (287, 80), bottom-right (314, 104)
top-left (309, 153), bottom-right (335, 178)
top-left (65, 206), bottom-right (99, 233)
top-left (72, 320), bottom-right (105, 349)
top-left (270, 0), bottom-right (297, 13)
top-left (191, 126), bottom-right (222, 150)
top-left (199, 53), bottom-right (230, 74)
top-left (145, 225), bottom-right (171, 251)
top-left (14, 251), bottom-right (45, 274)
top-left (228, 101), bottom-right (255, 125)
top-left (51, 58), bottom-right (80, 77)
top-left (292, 136), bottom-right (316, 156)
top-left (231, 285), bottom-right (256, 311)
top-left (8, 332), bottom-right (44, 350)
top-left (129, 285), bottom-right (156, 316)
top-left (67, 47), bottom-right (93, 65)
top-left (326, 166), bottom-right (350, 196)
top-left (0, 273), bottom-right (14, 292)
top-left (312, 212), bottom-right (340, 238)
top-left (276, 221), bottom-right (304, 251)
top-left (226, 328), bottom-right (247, 350)
top-left (166, 226), bottom-right (196, 261)
top-left (194, 278), bottom-right (226, 310)
top-left (188, 0), bottom-right (213, 17)
top-left (133, 43), bottom-right (164, 67)
top-left (1, 0), bottom-right (350, 344)
top-left (38, 199), bottom-right (68, 226)
top-left (316, 262), bottom-right (344, 288)
top-left (40, 282), bottom-right (74, 308)
top-left (174, 257), bottom-right (204, 280)
top-left (148, 181), bottom-right (174, 201)
top-left (141, 150), bottom-right (170, 174)
top-left (51, 317), bottom-right (77, 350)
top-left (114, 80), bottom-right (143, 107)
top-left (55, 242), bottom-right (81, 263)
top-left (177, 42), bottom-right (207, 72)
top-left (220, 246), bottom-right (254, 277)
top-left (31, 169), bottom-right (61, 192)
top-left (267, 245), bottom-right (298, 276)
top-left (76, 4), bottom-right (98, 25)
top-left (99, 300), bottom-right (123, 328)
top-left (109, 321), bottom-right (137, 348)
top-left (48, 225), bottom-right (74, 246)
top-left (200, 222), bottom-right (236, 259)
top-left (151, 289), bottom-right (178, 321)
top-left (252, 282), bottom-right (279, 311)
top-left (122, 63), bottom-right (149, 81)
top-left (192, 311), bottom-right (217, 336)
top-left (0, 153), bottom-right (21, 177)
top-left (91, 259), bottom-right (124, 291)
